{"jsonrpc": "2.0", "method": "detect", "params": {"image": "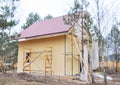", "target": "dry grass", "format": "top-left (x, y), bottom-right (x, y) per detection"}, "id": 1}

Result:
top-left (0, 72), bottom-right (120, 85)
